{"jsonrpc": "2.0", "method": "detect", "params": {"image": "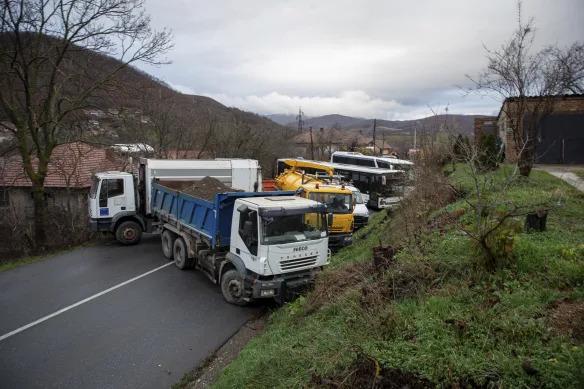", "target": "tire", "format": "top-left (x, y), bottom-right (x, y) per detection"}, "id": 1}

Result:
top-left (220, 269), bottom-right (248, 306)
top-left (115, 220), bottom-right (142, 245)
top-left (161, 230), bottom-right (176, 260)
top-left (173, 237), bottom-right (190, 270)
